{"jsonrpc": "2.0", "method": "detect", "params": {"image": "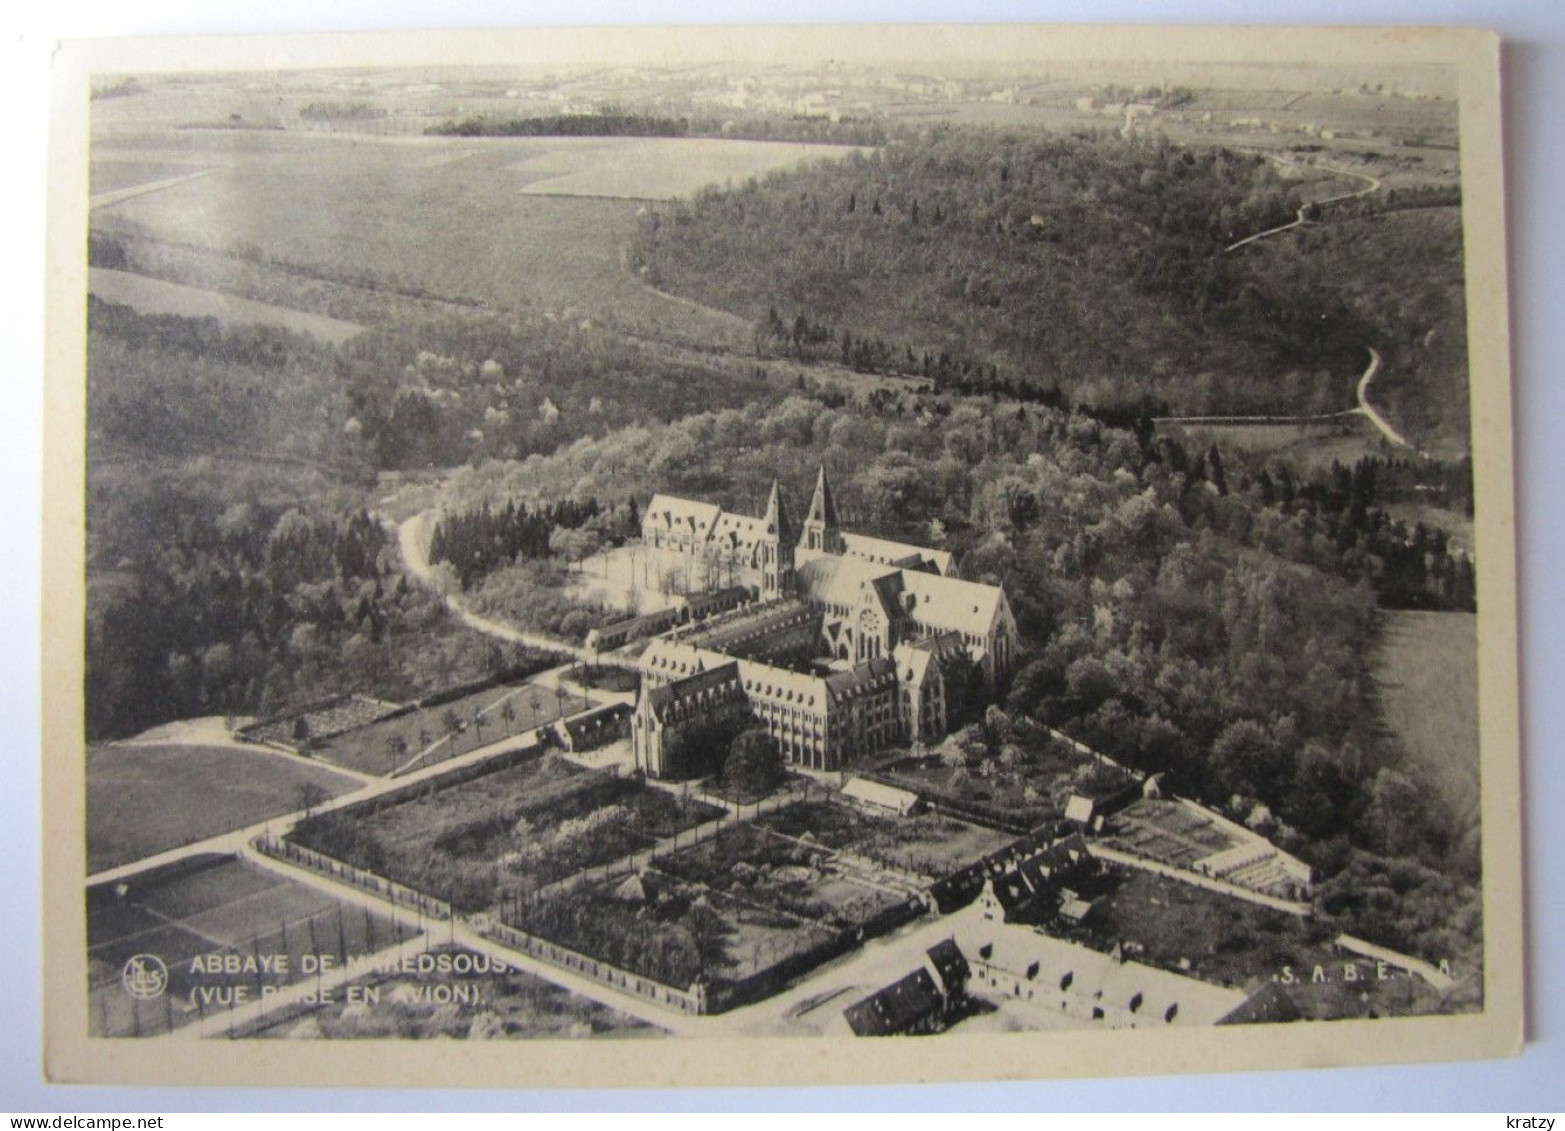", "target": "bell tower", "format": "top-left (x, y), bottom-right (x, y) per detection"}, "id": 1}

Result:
top-left (760, 479), bottom-right (796, 599)
top-left (799, 464), bottom-right (844, 556)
